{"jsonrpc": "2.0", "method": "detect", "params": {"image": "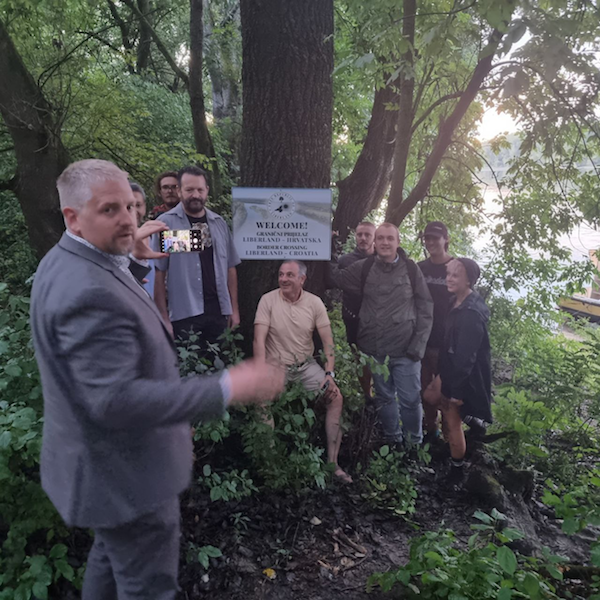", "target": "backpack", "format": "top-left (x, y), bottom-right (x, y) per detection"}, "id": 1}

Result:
top-left (357, 249), bottom-right (418, 313)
